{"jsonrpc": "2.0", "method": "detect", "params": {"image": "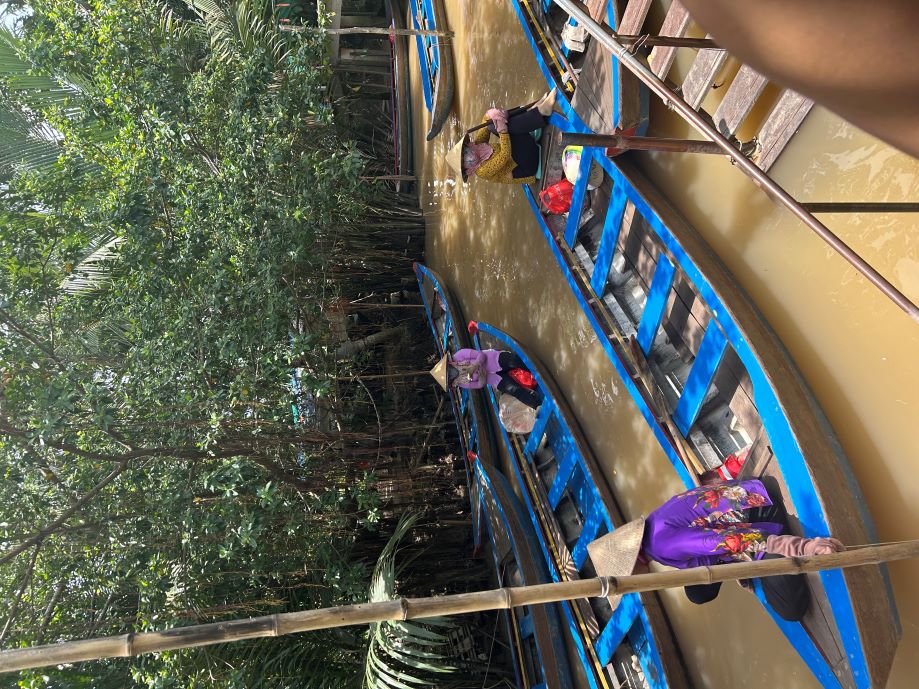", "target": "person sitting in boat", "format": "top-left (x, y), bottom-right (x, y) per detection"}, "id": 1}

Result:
top-left (444, 90), bottom-right (557, 185)
top-left (429, 348), bottom-right (542, 409)
top-left (591, 479), bottom-right (845, 622)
